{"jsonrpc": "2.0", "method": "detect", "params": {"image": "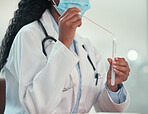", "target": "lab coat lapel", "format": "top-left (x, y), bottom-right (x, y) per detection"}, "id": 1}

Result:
top-left (74, 34), bottom-right (88, 82)
top-left (75, 43), bottom-right (88, 82)
top-left (74, 40), bottom-right (95, 109)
